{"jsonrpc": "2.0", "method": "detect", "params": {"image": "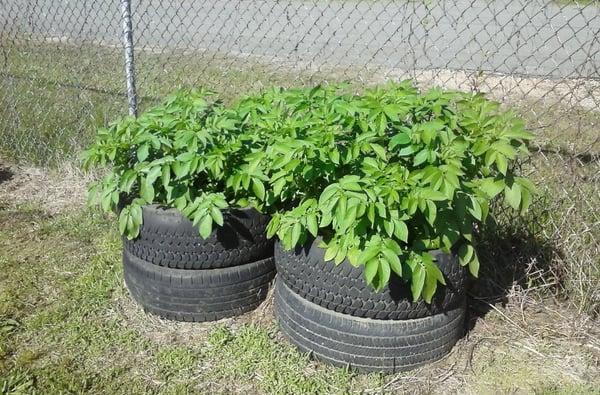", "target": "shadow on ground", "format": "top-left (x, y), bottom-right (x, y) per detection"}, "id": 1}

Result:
top-left (466, 198), bottom-right (561, 331)
top-left (0, 164), bottom-right (14, 186)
